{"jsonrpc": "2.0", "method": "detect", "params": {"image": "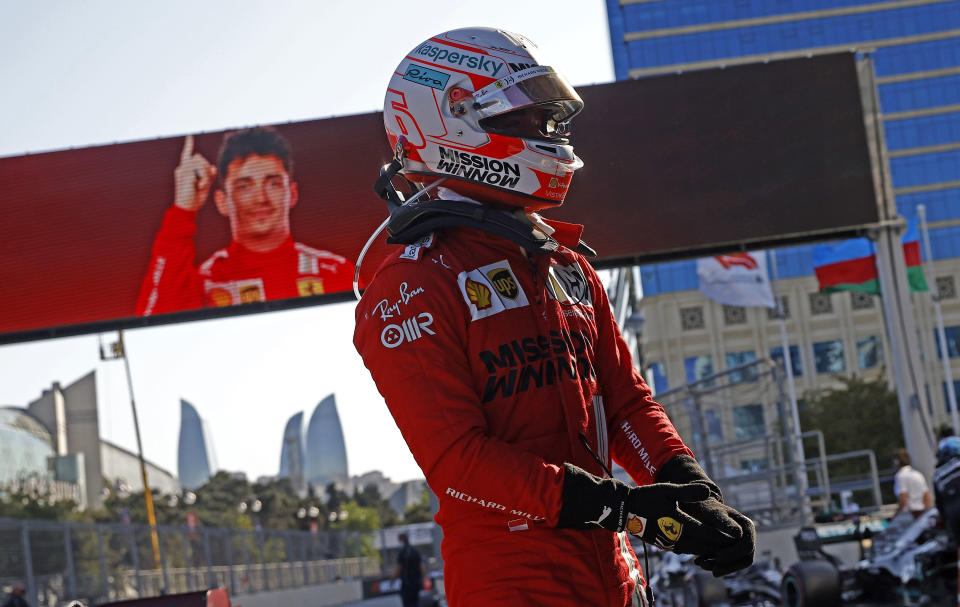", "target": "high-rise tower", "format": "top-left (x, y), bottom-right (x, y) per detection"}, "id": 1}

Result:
top-left (304, 394), bottom-right (348, 493)
top-left (278, 411), bottom-right (307, 495)
top-left (177, 399), bottom-right (218, 490)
